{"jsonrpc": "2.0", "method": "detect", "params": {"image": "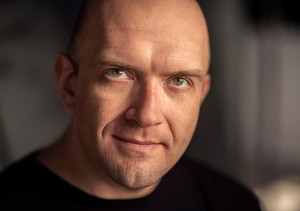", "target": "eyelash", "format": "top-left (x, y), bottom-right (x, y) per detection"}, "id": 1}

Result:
top-left (167, 77), bottom-right (192, 88)
top-left (105, 68), bottom-right (133, 79)
top-left (174, 75), bottom-right (196, 85)
top-left (104, 68), bottom-right (194, 88)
